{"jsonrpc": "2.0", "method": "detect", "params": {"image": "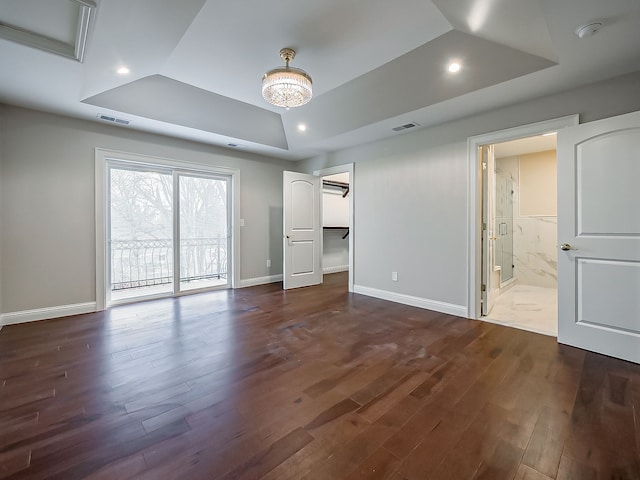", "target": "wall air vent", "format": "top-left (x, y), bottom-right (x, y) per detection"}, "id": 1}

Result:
top-left (97, 114), bottom-right (131, 125)
top-left (392, 122), bottom-right (420, 132)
